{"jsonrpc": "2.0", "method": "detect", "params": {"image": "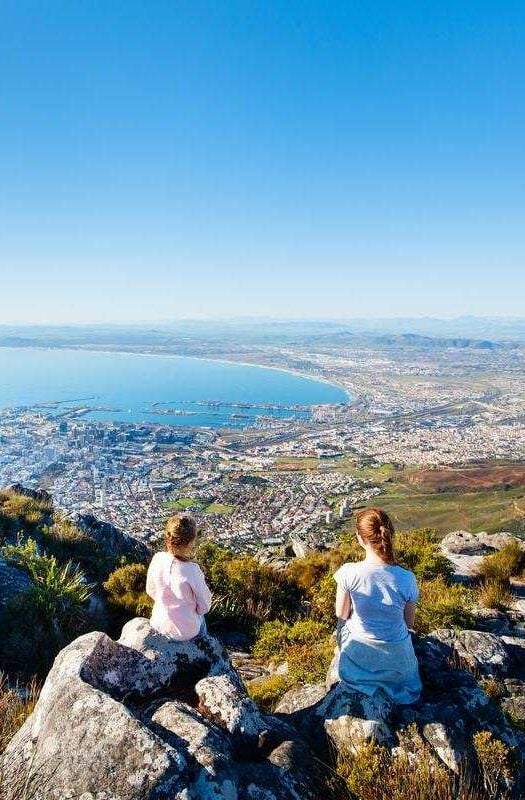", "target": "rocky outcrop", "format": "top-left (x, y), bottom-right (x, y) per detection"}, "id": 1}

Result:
top-left (72, 512), bottom-right (151, 560)
top-left (1, 619), bottom-right (344, 800)
top-left (0, 554), bottom-right (32, 622)
top-left (7, 483), bottom-right (52, 503)
top-left (440, 530), bottom-right (525, 580)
